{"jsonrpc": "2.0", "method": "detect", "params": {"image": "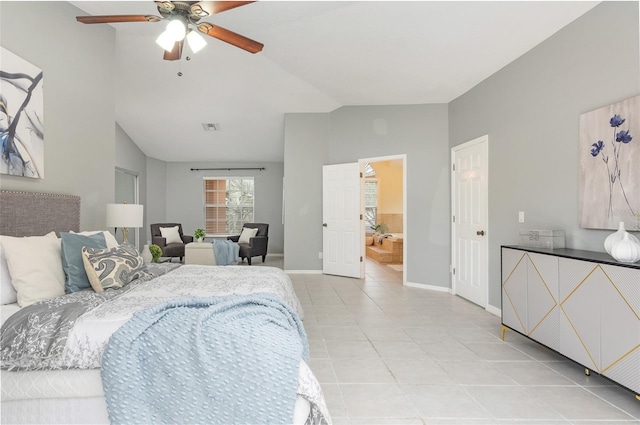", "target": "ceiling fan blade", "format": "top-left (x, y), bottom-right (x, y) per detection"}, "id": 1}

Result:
top-left (76, 15), bottom-right (162, 24)
top-left (190, 1), bottom-right (255, 17)
top-left (163, 40), bottom-right (184, 61)
top-left (197, 23), bottom-right (263, 53)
